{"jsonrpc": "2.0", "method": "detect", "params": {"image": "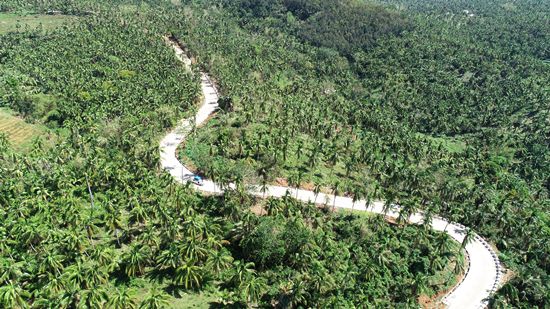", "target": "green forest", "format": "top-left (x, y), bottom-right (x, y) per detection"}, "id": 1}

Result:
top-left (0, 0), bottom-right (548, 308)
